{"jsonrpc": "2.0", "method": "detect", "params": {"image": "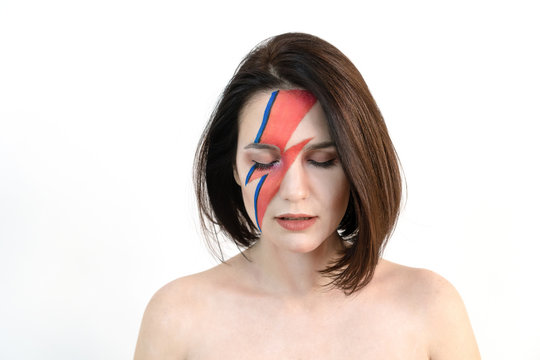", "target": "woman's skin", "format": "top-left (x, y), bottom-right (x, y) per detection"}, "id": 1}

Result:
top-left (134, 90), bottom-right (481, 359)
